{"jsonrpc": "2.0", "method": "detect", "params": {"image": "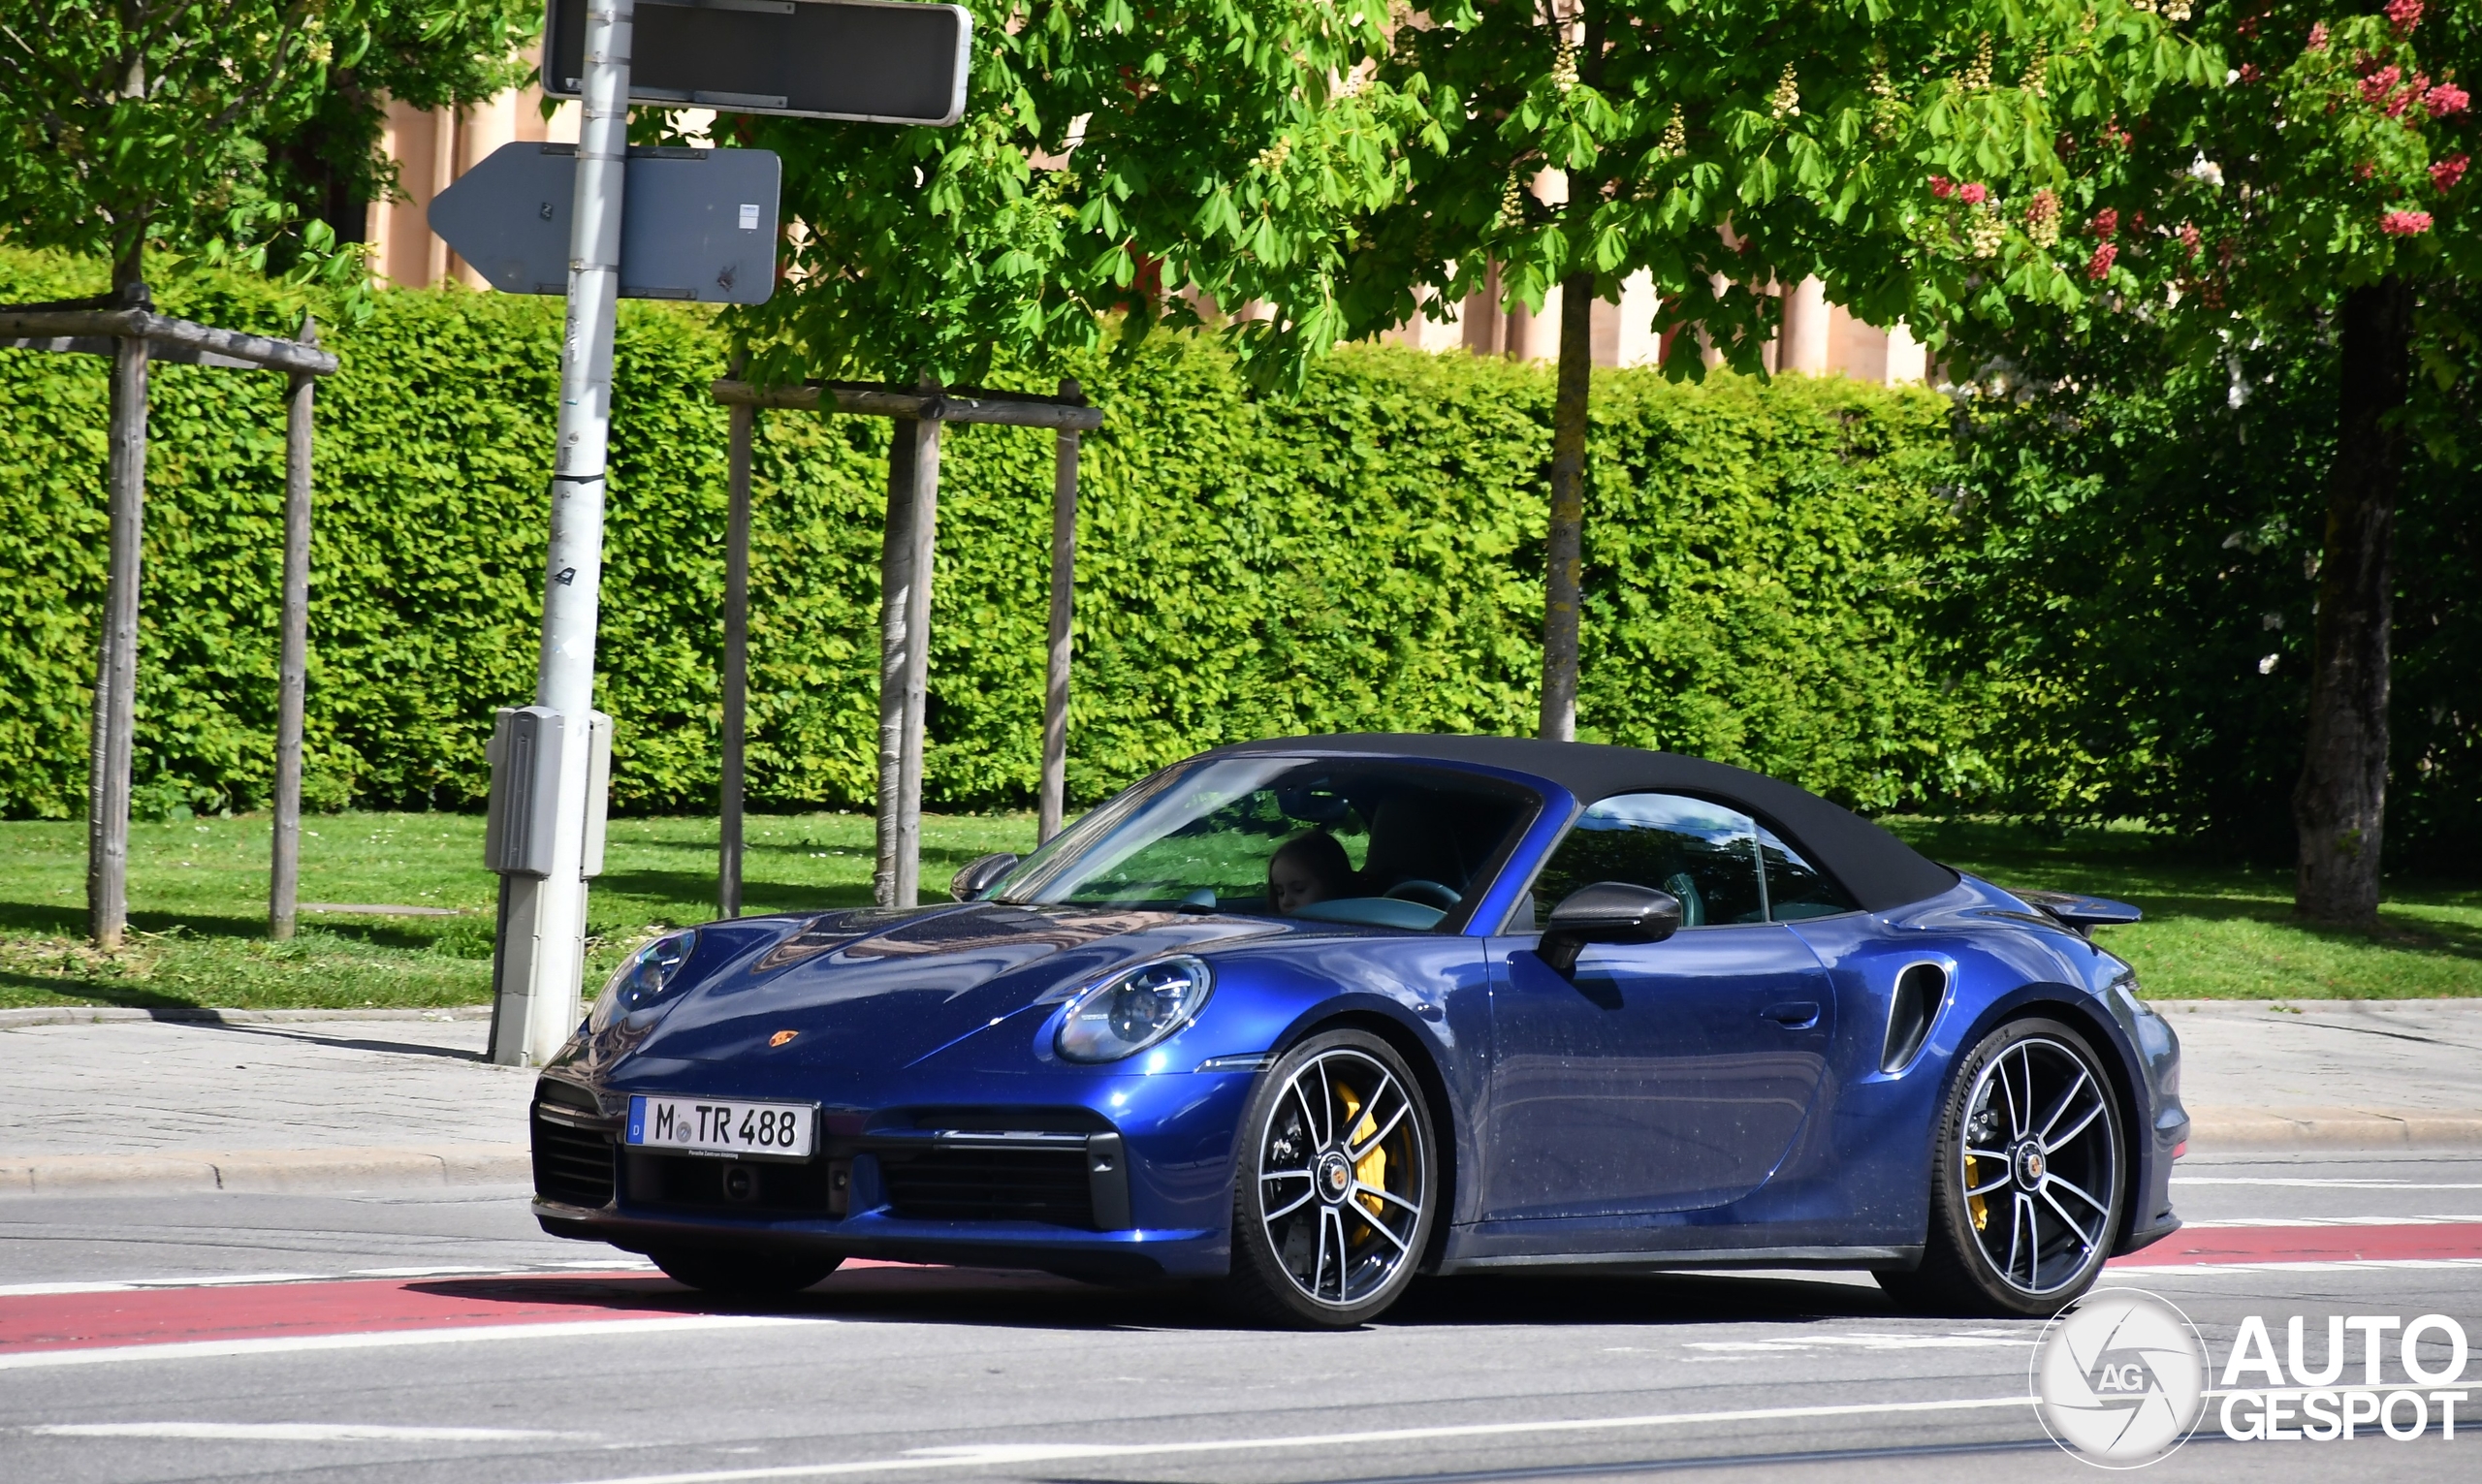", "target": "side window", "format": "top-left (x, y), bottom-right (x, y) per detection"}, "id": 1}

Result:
top-left (1757, 824), bottom-right (1859, 920)
top-left (1530, 793), bottom-right (1766, 929)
